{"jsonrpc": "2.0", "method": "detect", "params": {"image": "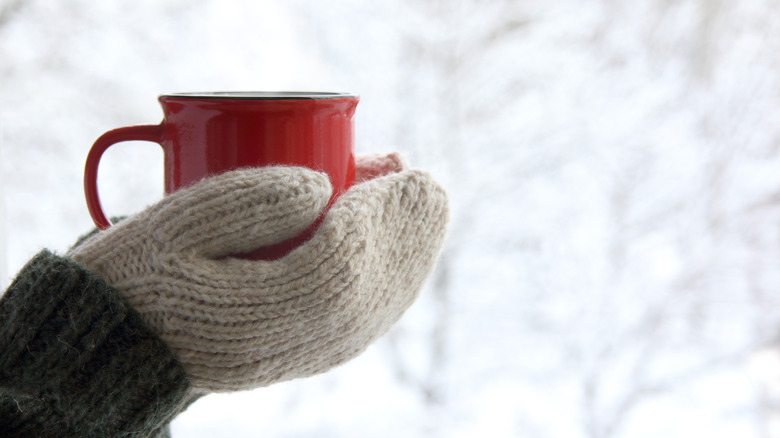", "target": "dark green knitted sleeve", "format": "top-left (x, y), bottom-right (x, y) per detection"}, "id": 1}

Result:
top-left (0, 250), bottom-right (199, 437)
